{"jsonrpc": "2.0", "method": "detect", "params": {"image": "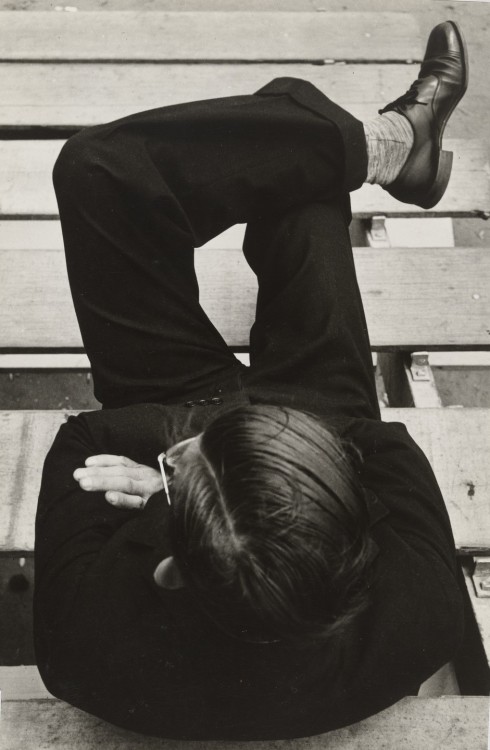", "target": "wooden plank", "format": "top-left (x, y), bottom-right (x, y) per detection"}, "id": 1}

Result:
top-left (382, 409), bottom-right (490, 553)
top-left (0, 141), bottom-right (62, 218)
top-left (0, 248), bottom-right (81, 349)
top-left (355, 244), bottom-right (487, 347)
top-left (0, 354), bottom-right (91, 370)
top-left (0, 352), bottom-right (248, 371)
top-left (3, 351), bottom-right (490, 371)
top-left (1, 246), bottom-right (489, 350)
top-left (0, 63), bottom-right (421, 128)
top-left (1, 139), bottom-right (487, 219)
top-left (0, 411), bottom-right (68, 551)
top-left (0, 12), bottom-right (422, 62)
top-left (384, 218), bottom-right (455, 248)
top-left (1, 408), bottom-right (489, 553)
top-left (0, 0), bottom-right (424, 11)
top-left (0, 666), bottom-right (53, 700)
top-left (4, 61), bottom-right (482, 139)
top-left (0, 220), bottom-right (64, 251)
top-left (3, 62), bottom-right (484, 140)
top-left (430, 352), bottom-right (490, 367)
top-left (1, 696), bottom-right (488, 750)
